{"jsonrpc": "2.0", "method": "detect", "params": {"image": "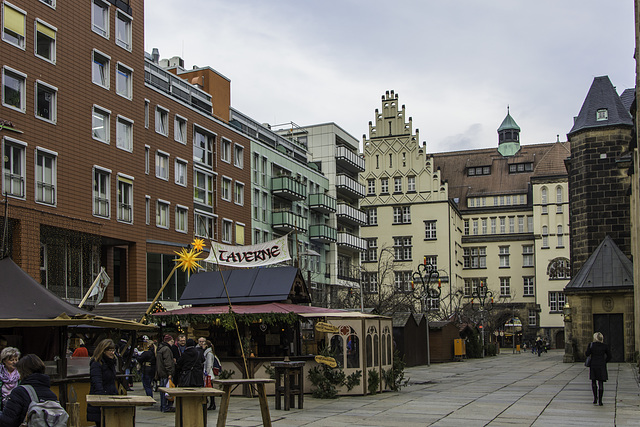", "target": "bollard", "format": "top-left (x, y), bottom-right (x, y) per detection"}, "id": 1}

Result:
top-left (66, 402), bottom-right (80, 427)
